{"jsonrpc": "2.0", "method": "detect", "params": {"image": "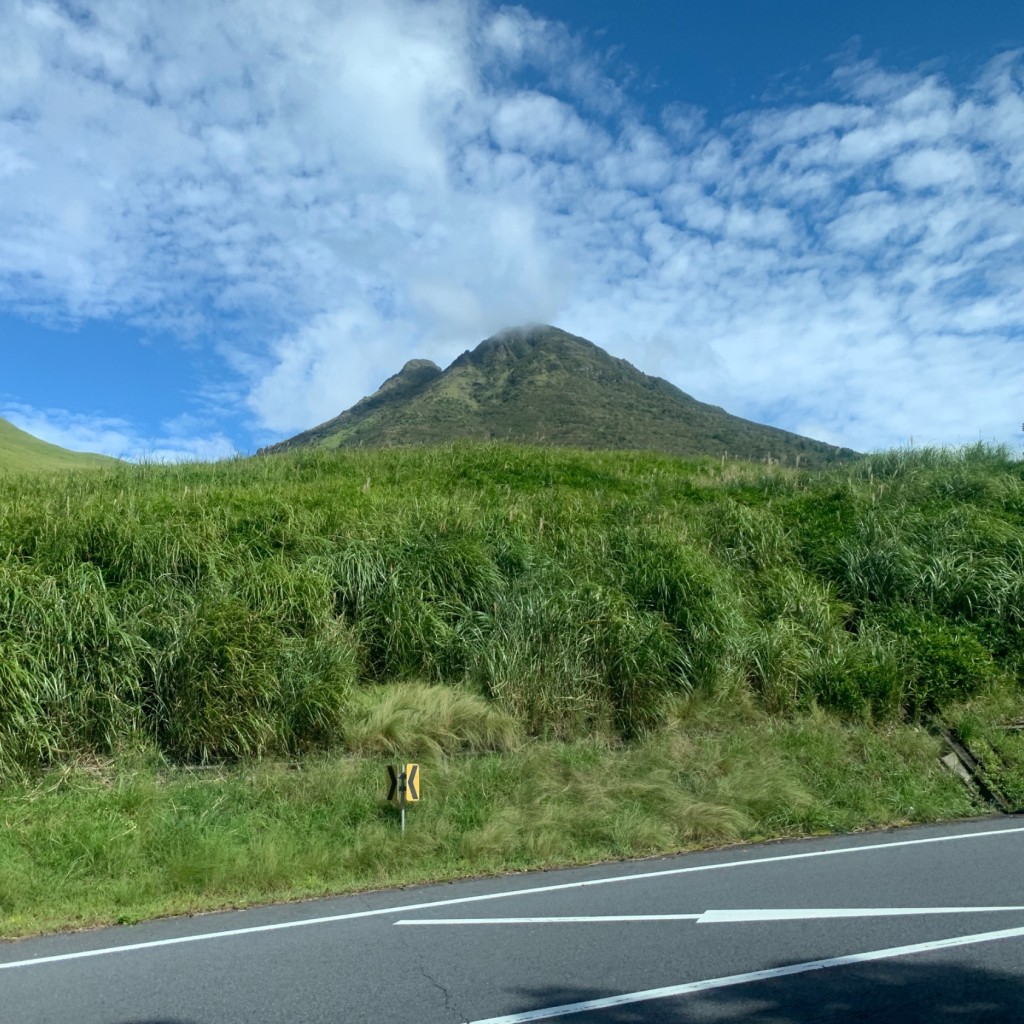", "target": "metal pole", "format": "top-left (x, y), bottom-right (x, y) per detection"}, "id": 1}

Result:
top-left (399, 768), bottom-right (407, 834)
